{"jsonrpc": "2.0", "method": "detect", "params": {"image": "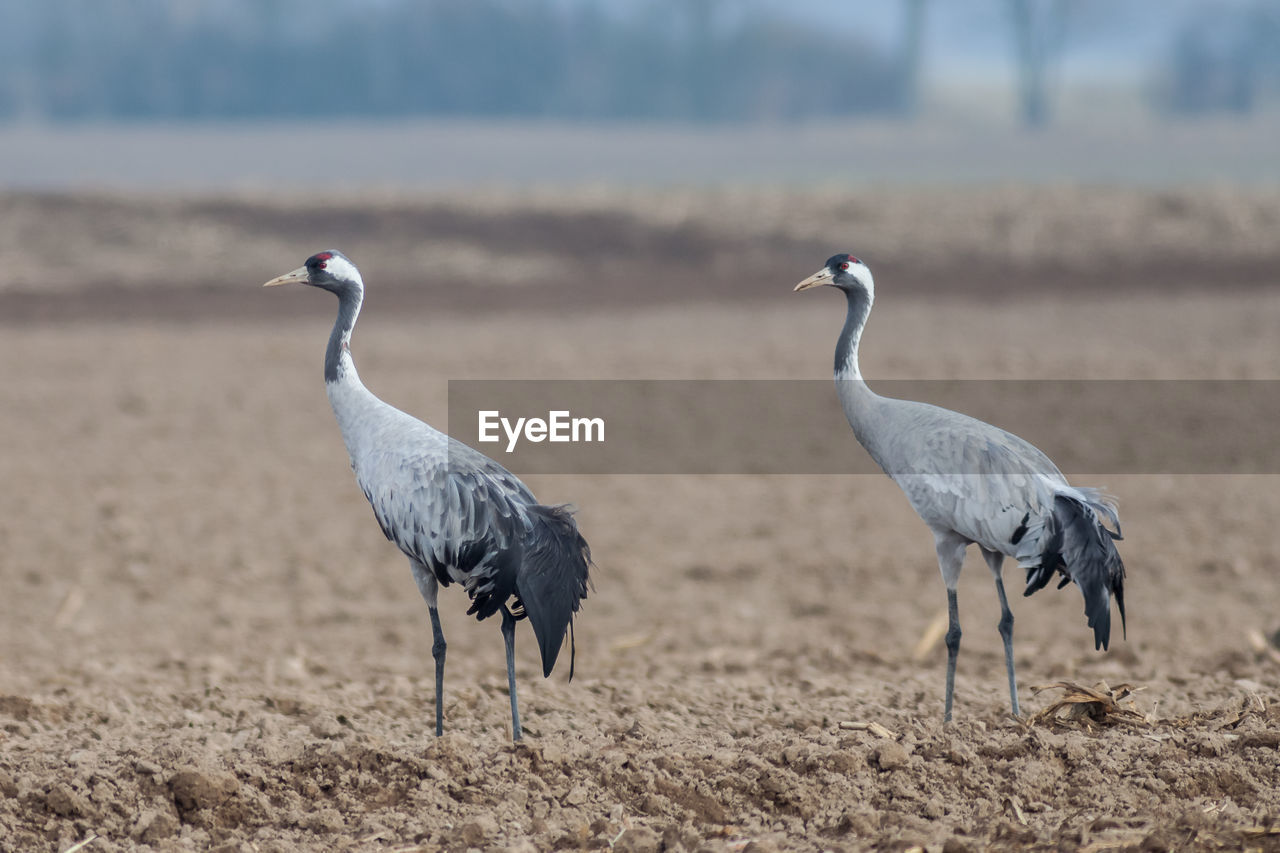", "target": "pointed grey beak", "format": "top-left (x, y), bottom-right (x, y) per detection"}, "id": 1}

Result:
top-left (793, 268), bottom-right (835, 292)
top-left (263, 266), bottom-right (310, 287)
